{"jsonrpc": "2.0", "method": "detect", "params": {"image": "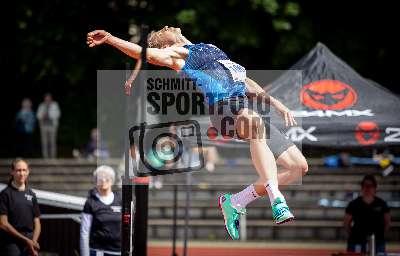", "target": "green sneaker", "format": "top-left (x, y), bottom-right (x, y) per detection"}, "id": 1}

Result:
top-left (271, 197), bottom-right (295, 224)
top-left (218, 194), bottom-right (245, 240)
